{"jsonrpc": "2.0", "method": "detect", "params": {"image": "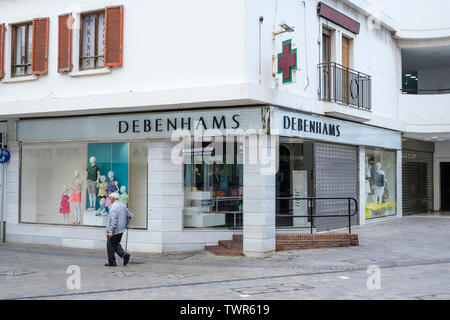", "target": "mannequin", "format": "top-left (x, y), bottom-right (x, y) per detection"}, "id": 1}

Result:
top-left (365, 156), bottom-right (371, 203)
top-left (98, 175), bottom-right (107, 201)
top-left (105, 171), bottom-right (119, 208)
top-left (59, 185), bottom-right (70, 224)
top-left (373, 162), bottom-right (385, 204)
top-left (119, 186), bottom-right (129, 207)
top-left (96, 198), bottom-right (107, 216)
top-left (87, 156), bottom-right (100, 210)
top-left (71, 171), bottom-right (83, 224)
